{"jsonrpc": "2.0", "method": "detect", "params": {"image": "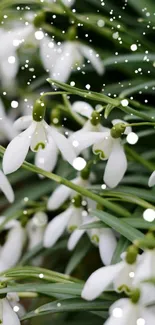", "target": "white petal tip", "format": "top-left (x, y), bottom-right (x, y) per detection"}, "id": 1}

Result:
top-left (148, 172), bottom-right (155, 187)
